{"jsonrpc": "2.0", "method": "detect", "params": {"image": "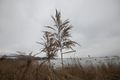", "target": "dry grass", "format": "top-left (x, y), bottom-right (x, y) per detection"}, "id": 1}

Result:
top-left (0, 58), bottom-right (120, 80)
